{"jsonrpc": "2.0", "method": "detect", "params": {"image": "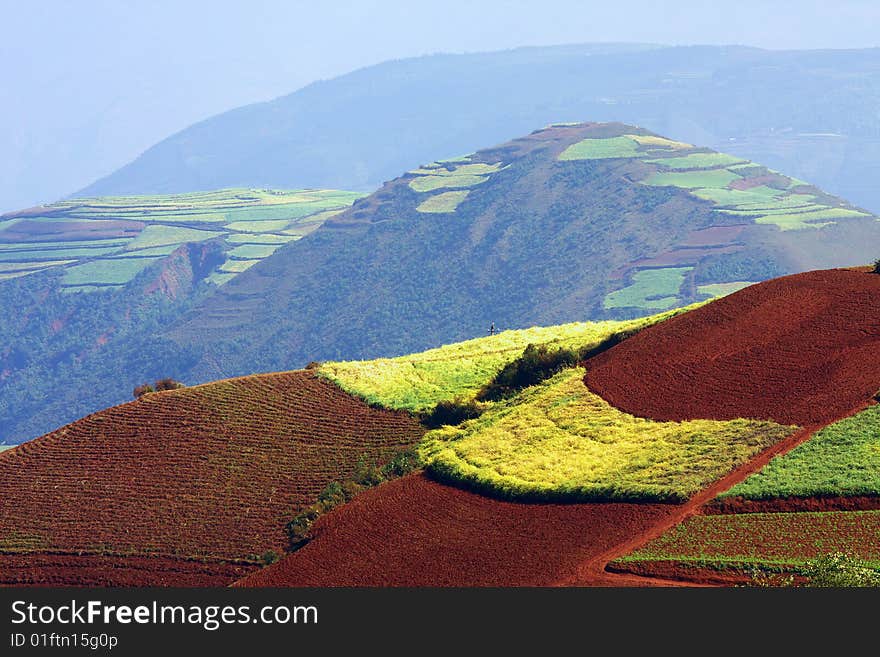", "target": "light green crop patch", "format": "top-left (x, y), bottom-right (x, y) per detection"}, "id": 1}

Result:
top-left (753, 207), bottom-right (870, 231)
top-left (625, 134), bottom-right (692, 150)
top-left (420, 368), bottom-right (795, 502)
top-left (646, 152), bottom-right (747, 170)
top-left (61, 256), bottom-right (163, 286)
top-left (643, 169), bottom-right (743, 189)
top-left (720, 405), bottom-right (880, 500)
top-left (409, 174), bottom-right (490, 193)
top-left (697, 281), bottom-right (754, 298)
top-left (558, 136), bottom-right (640, 160)
top-left (416, 191), bottom-right (470, 213)
top-left (604, 267), bottom-right (692, 310)
top-left (219, 259), bottom-right (260, 273)
top-left (125, 225), bottom-right (222, 250)
top-left (227, 244), bottom-right (281, 259)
